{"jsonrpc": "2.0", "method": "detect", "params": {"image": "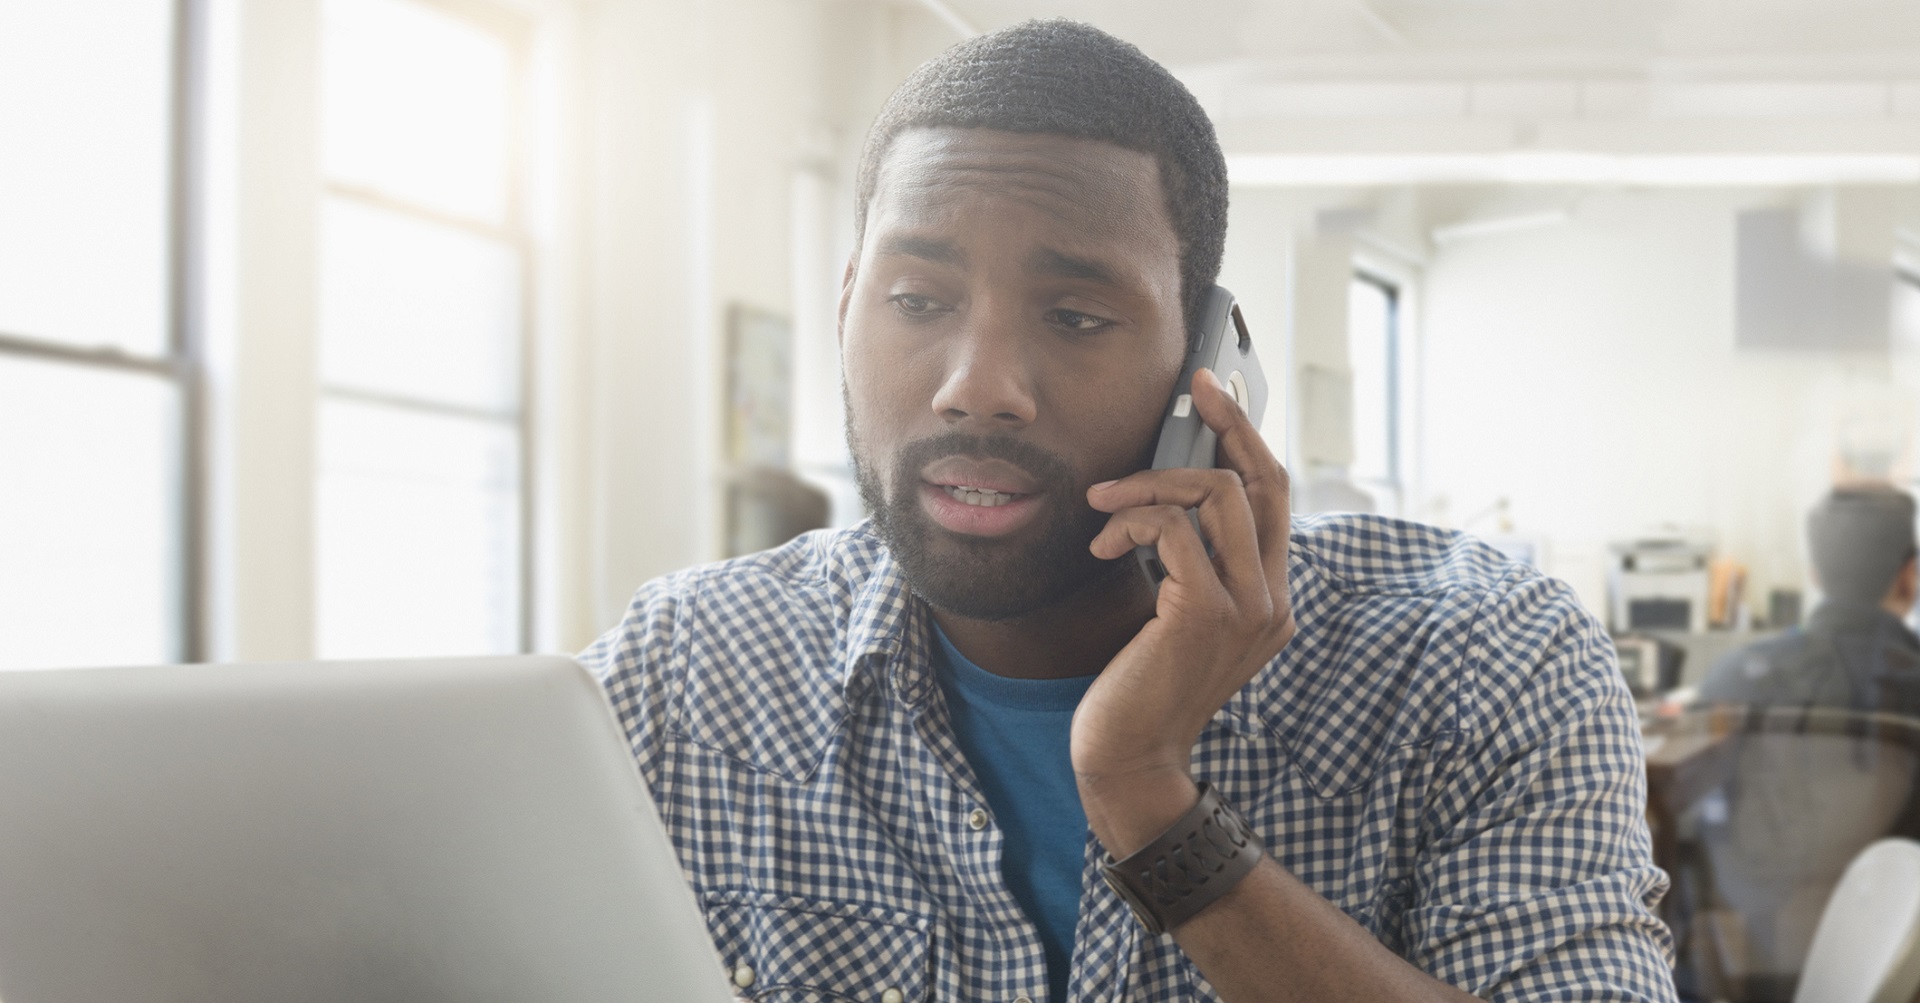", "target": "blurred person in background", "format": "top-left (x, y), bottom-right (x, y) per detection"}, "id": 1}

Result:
top-left (1701, 486), bottom-right (1920, 711)
top-left (1686, 485), bottom-right (1920, 1001)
